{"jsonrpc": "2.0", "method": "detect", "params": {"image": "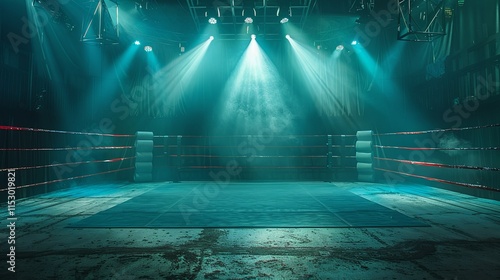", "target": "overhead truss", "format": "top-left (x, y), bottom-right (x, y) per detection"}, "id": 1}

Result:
top-left (81, 0), bottom-right (120, 44)
top-left (397, 0), bottom-right (447, 42)
top-left (186, 0), bottom-right (316, 40)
